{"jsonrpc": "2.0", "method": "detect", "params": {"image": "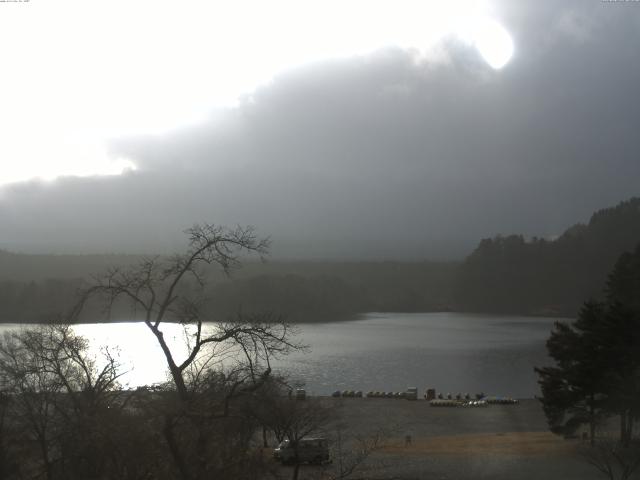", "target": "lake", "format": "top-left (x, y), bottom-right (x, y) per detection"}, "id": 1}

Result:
top-left (272, 312), bottom-right (560, 398)
top-left (0, 312), bottom-right (562, 398)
